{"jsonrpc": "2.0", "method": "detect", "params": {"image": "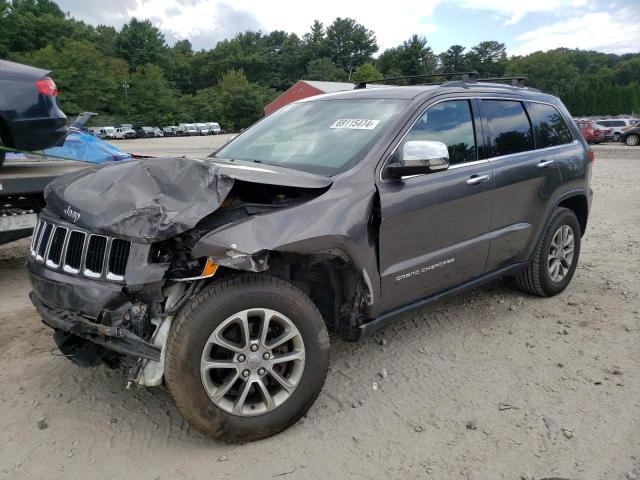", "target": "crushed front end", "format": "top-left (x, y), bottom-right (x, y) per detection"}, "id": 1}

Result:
top-left (26, 156), bottom-right (339, 387)
top-left (26, 208), bottom-right (195, 385)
